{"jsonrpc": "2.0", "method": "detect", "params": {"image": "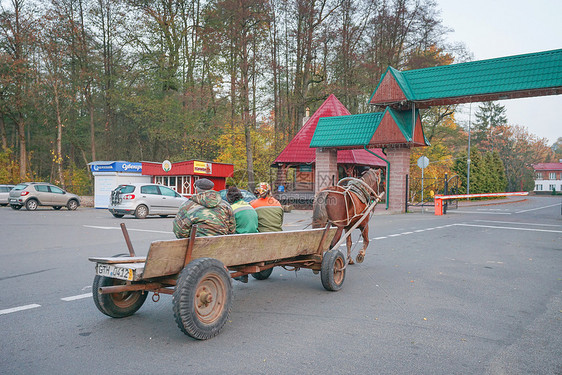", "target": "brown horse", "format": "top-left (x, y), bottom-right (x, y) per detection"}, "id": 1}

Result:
top-left (312, 168), bottom-right (383, 264)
